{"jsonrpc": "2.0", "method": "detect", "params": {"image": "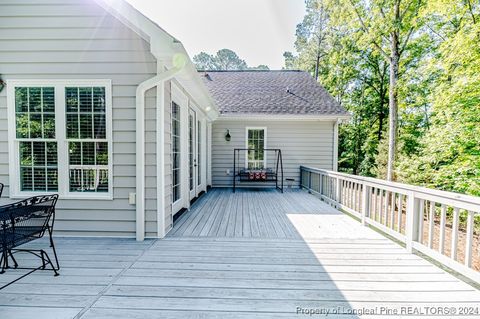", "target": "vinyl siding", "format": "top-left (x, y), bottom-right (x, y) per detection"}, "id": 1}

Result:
top-left (0, 0), bottom-right (157, 237)
top-left (211, 120), bottom-right (335, 188)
